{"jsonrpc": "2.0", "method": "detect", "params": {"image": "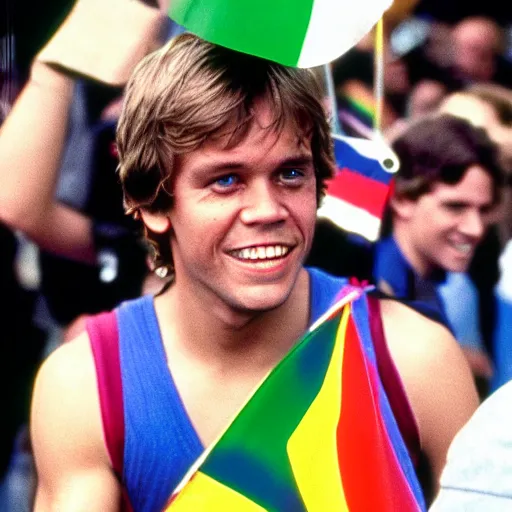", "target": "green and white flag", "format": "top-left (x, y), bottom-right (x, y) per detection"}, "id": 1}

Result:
top-left (169, 0), bottom-right (393, 68)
